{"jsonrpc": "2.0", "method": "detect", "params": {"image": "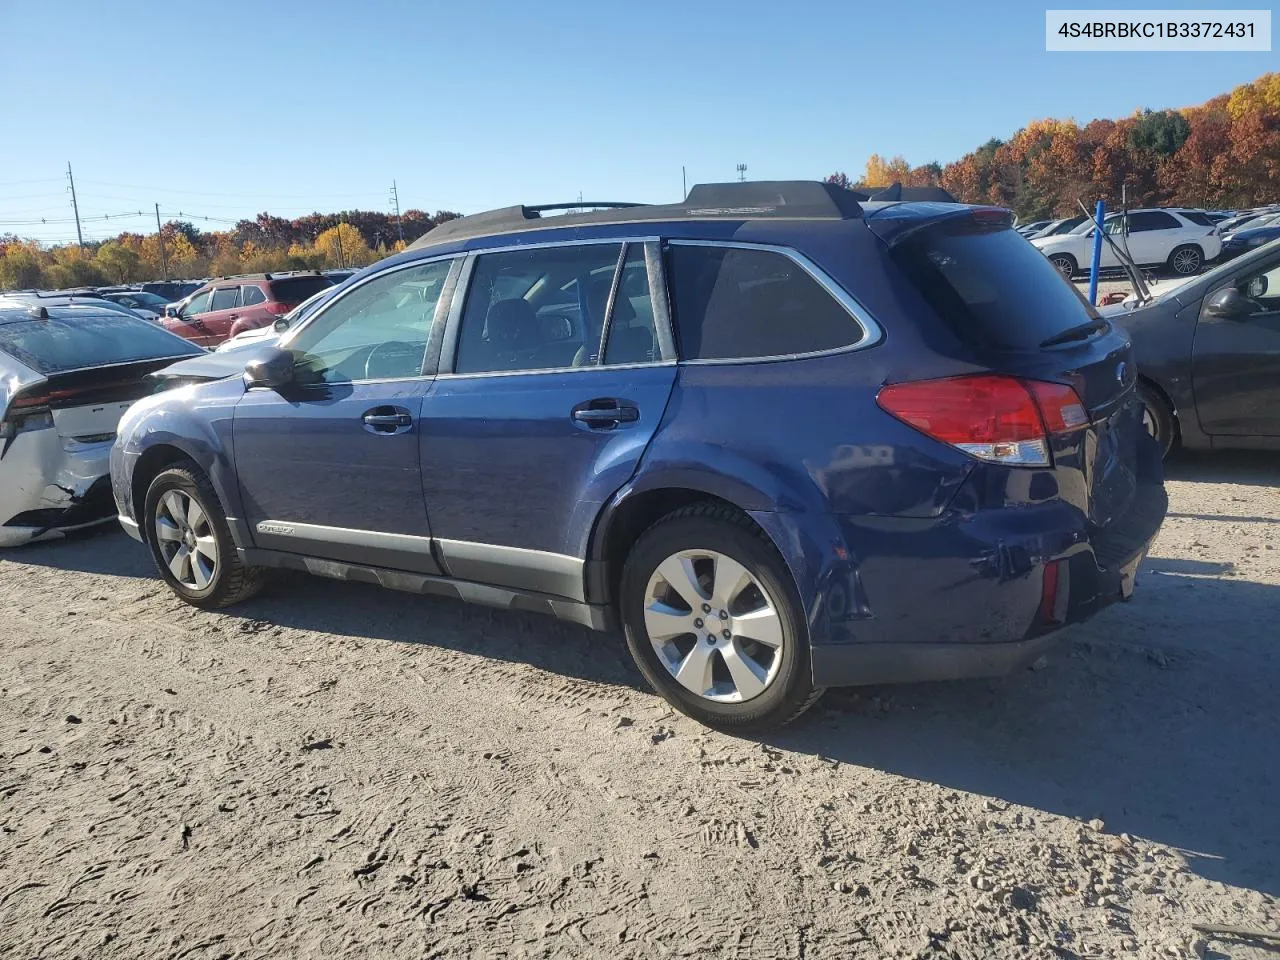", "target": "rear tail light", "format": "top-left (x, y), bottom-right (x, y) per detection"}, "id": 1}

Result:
top-left (876, 374), bottom-right (1088, 467)
top-left (264, 301), bottom-right (291, 316)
